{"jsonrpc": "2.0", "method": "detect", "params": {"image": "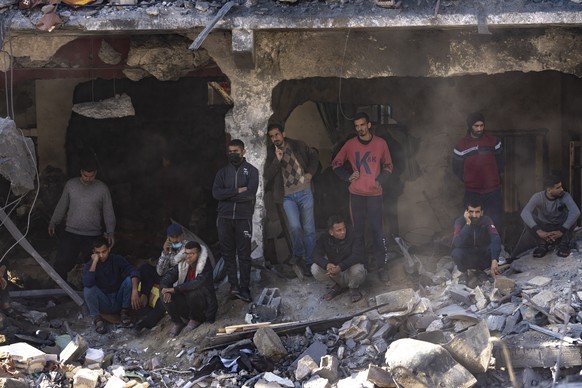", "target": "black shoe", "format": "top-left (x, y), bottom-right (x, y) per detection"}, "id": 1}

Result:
top-left (557, 244), bottom-right (570, 258)
top-left (303, 263), bottom-right (313, 277)
top-left (237, 288), bottom-right (252, 303)
top-left (533, 245), bottom-right (548, 258)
